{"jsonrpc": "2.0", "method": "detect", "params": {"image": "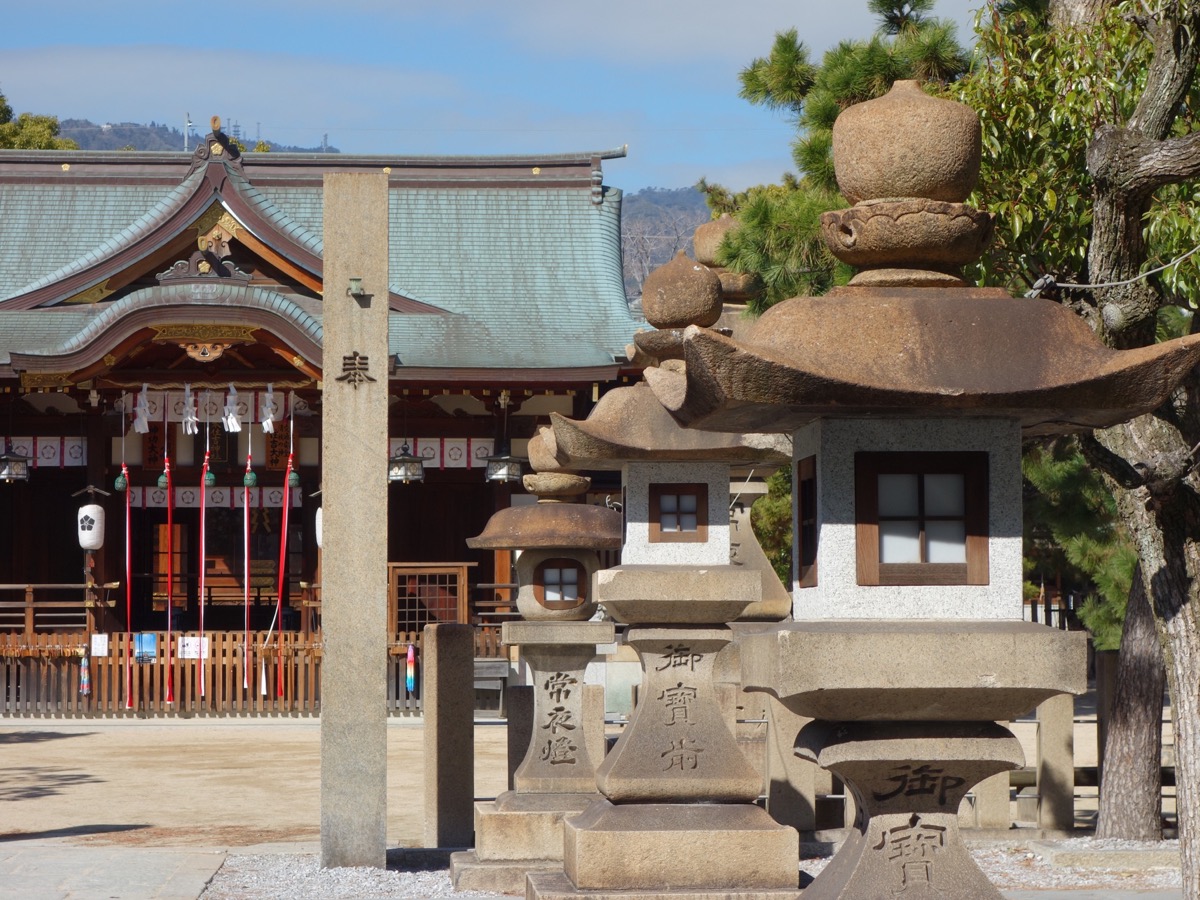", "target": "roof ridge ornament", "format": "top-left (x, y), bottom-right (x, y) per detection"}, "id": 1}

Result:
top-left (156, 249), bottom-right (251, 284)
top-left (186, 114), bottom-right (244, 177)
